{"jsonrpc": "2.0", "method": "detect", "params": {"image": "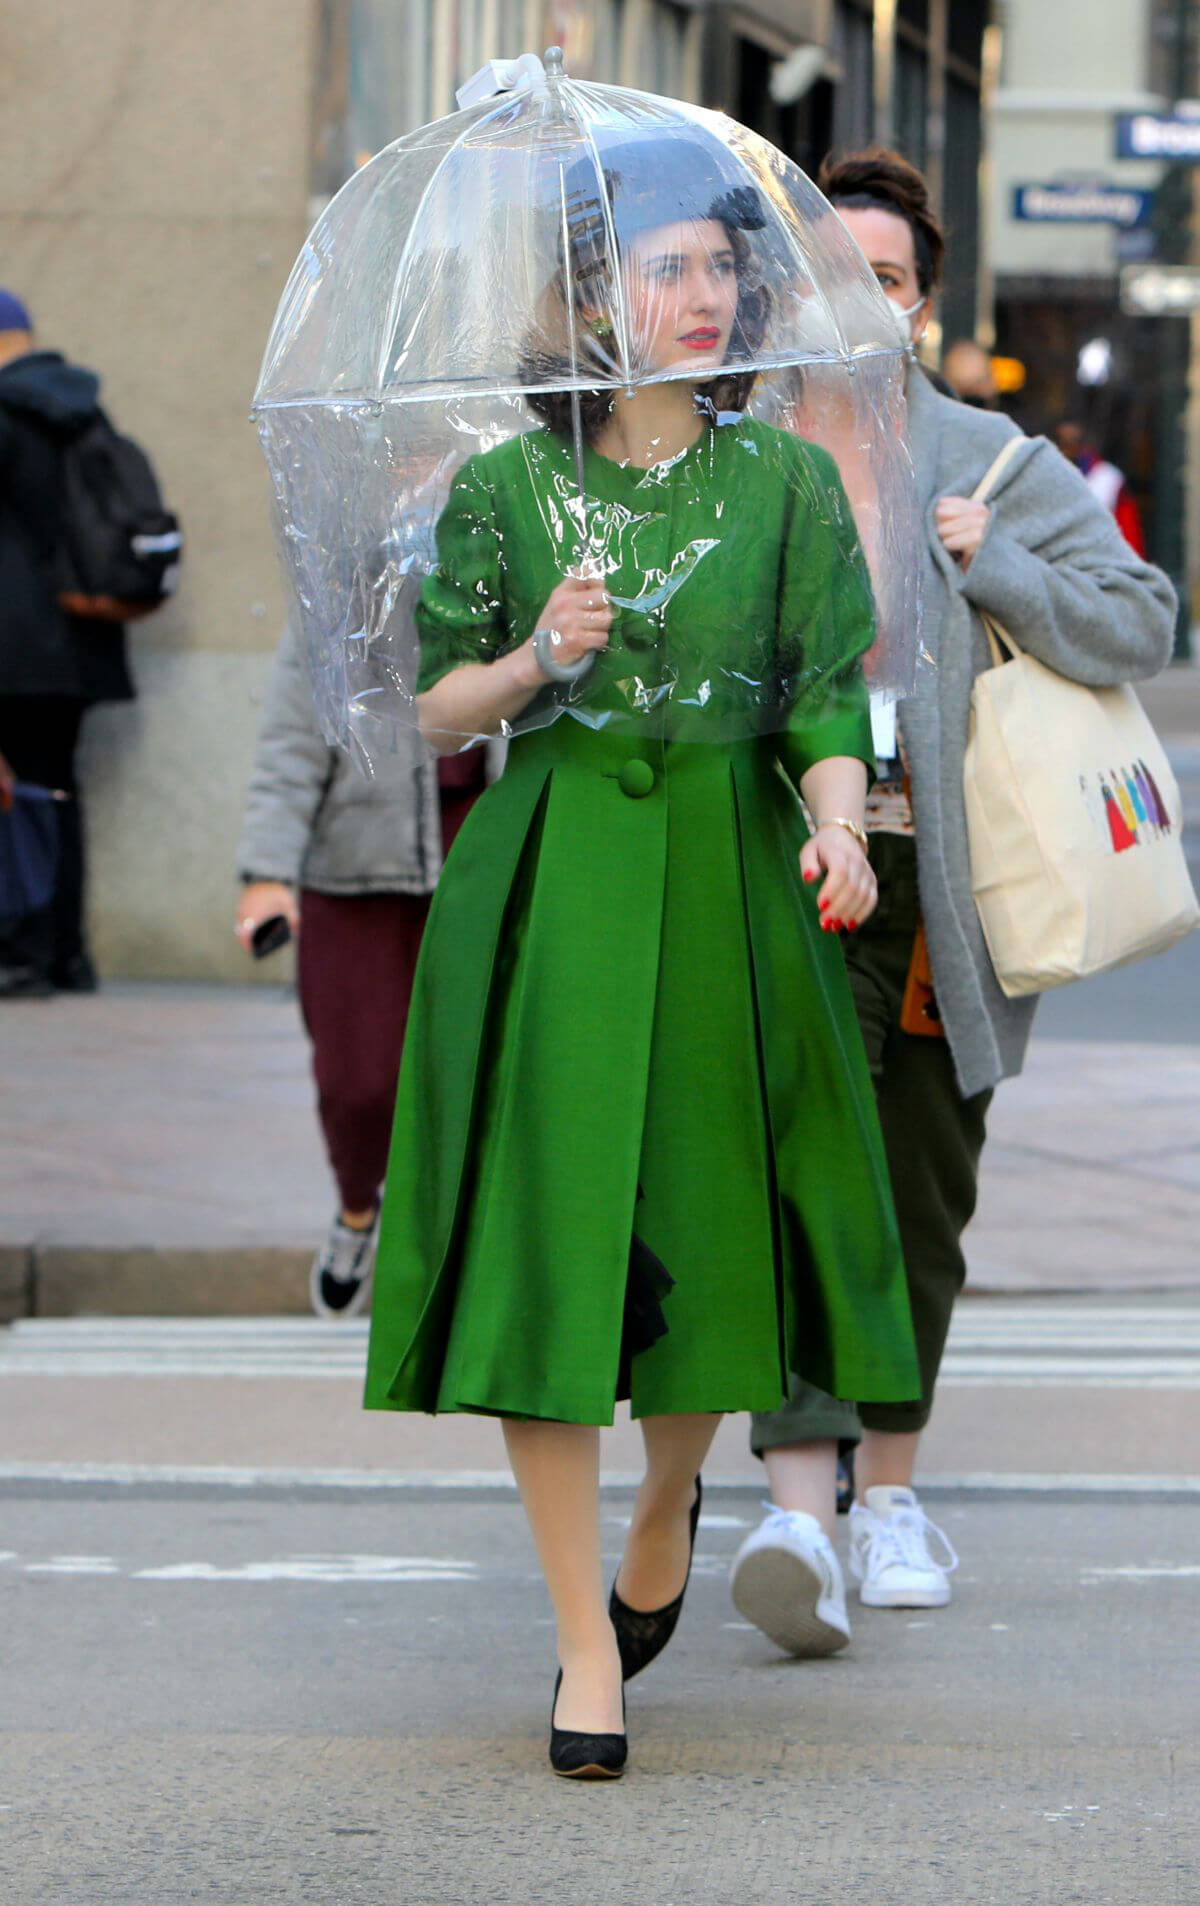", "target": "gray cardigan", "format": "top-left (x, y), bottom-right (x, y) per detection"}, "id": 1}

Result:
top-left (900, 369), bottom-right (1177, 1096)
top-left (238, 623), bottom-right (453, 895)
